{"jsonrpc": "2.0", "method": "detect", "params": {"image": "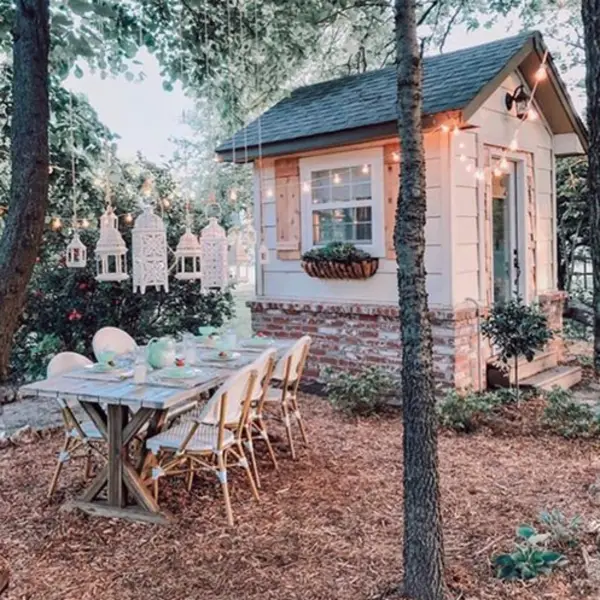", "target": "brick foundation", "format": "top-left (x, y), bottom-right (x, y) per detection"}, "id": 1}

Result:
top-left (249, 293), bottom-right (567, 393)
